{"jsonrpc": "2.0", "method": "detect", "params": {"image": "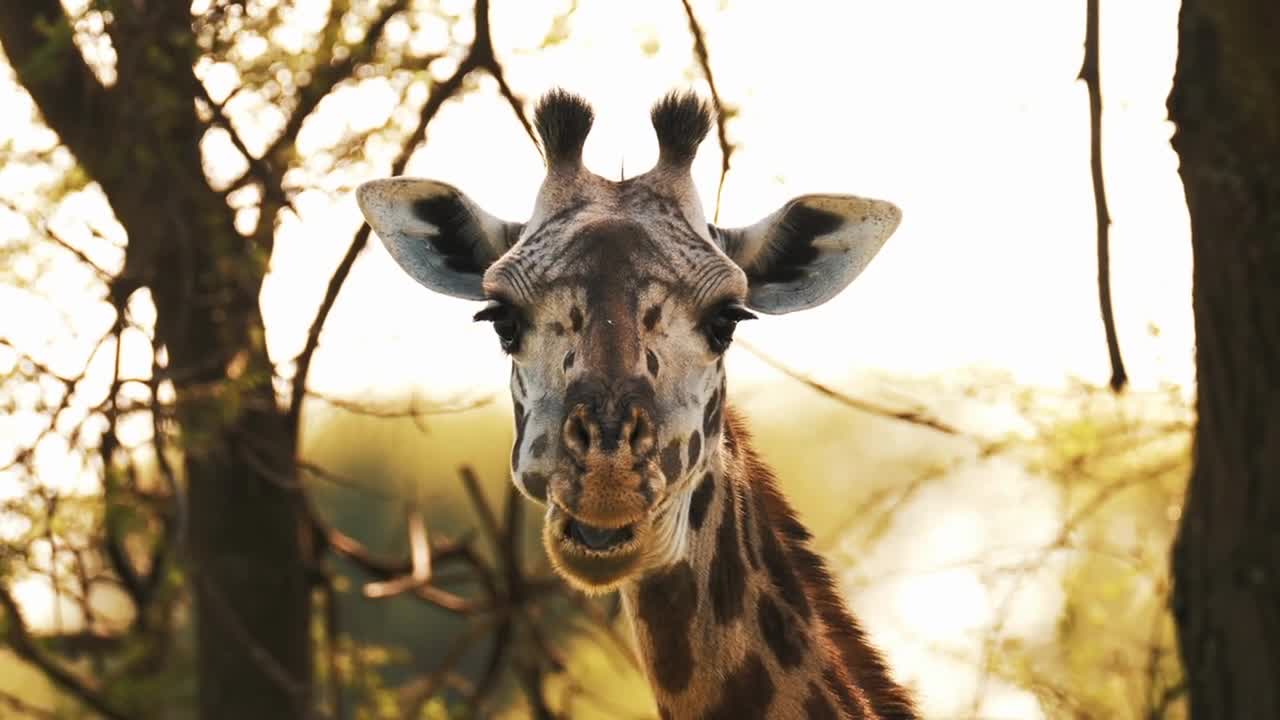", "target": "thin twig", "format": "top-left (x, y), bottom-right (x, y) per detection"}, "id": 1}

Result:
top-left (43, 225), bottom-right (114, 281)
top-left (363, 505), bottom-right (432, 597)
top-left (195, 82), bottom-right (281, 206)
top-left (296, 459), bottom-right (404, 503)
top-left (0, 689), bottom-right (58, 720)
top-left (679, 0), bottom-right (734, 222)
top-left (735, 339), bottom-right (963, 436)
top-left (314, 507), bottom-right (483, 612)
top-left (1080, 0), bottom-right (1127, 392)
top-left (305, 387), bottom-right (492, 431)
top-left (0, 197), bottom-right (113, 280)
top-left (260, 0), bottom-right (412, 178)
top-left (288, 0), bottom-right (507, 431)
top-left (0, 588), bottom-right (130, 720)
top-left (460, 466), bottom-right (505, 555)
top-left (489, 63), bottom-right (538, 151)
top-left (397, 620), bottom-right (495, 717)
